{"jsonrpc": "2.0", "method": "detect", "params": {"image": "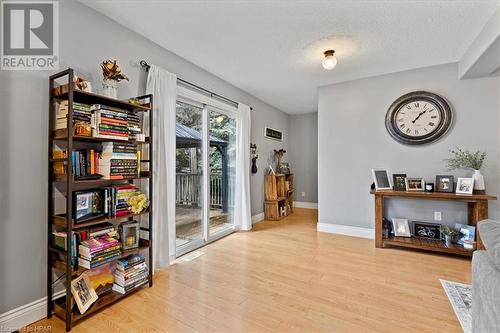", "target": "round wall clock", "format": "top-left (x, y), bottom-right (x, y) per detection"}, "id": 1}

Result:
top-left (385, 91), bottom-right (453, 145)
